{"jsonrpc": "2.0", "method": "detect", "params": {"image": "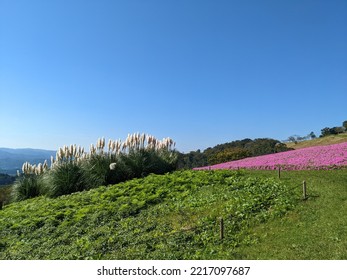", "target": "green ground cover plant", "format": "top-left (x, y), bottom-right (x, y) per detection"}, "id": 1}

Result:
top-left (0, 170), bottom-right (296, 259)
